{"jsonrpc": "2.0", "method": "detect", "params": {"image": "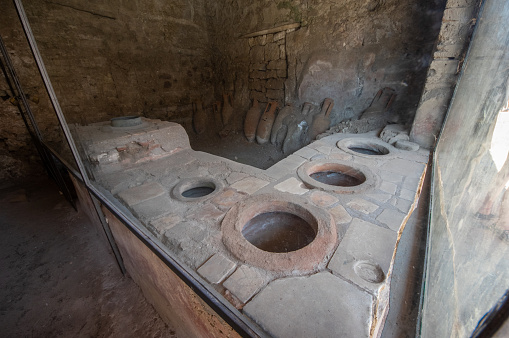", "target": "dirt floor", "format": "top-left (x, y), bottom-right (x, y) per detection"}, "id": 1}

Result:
top-left (188, 127), bottom-right (286, 169)
top-left (0, 177), bottom-right (176, 337)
